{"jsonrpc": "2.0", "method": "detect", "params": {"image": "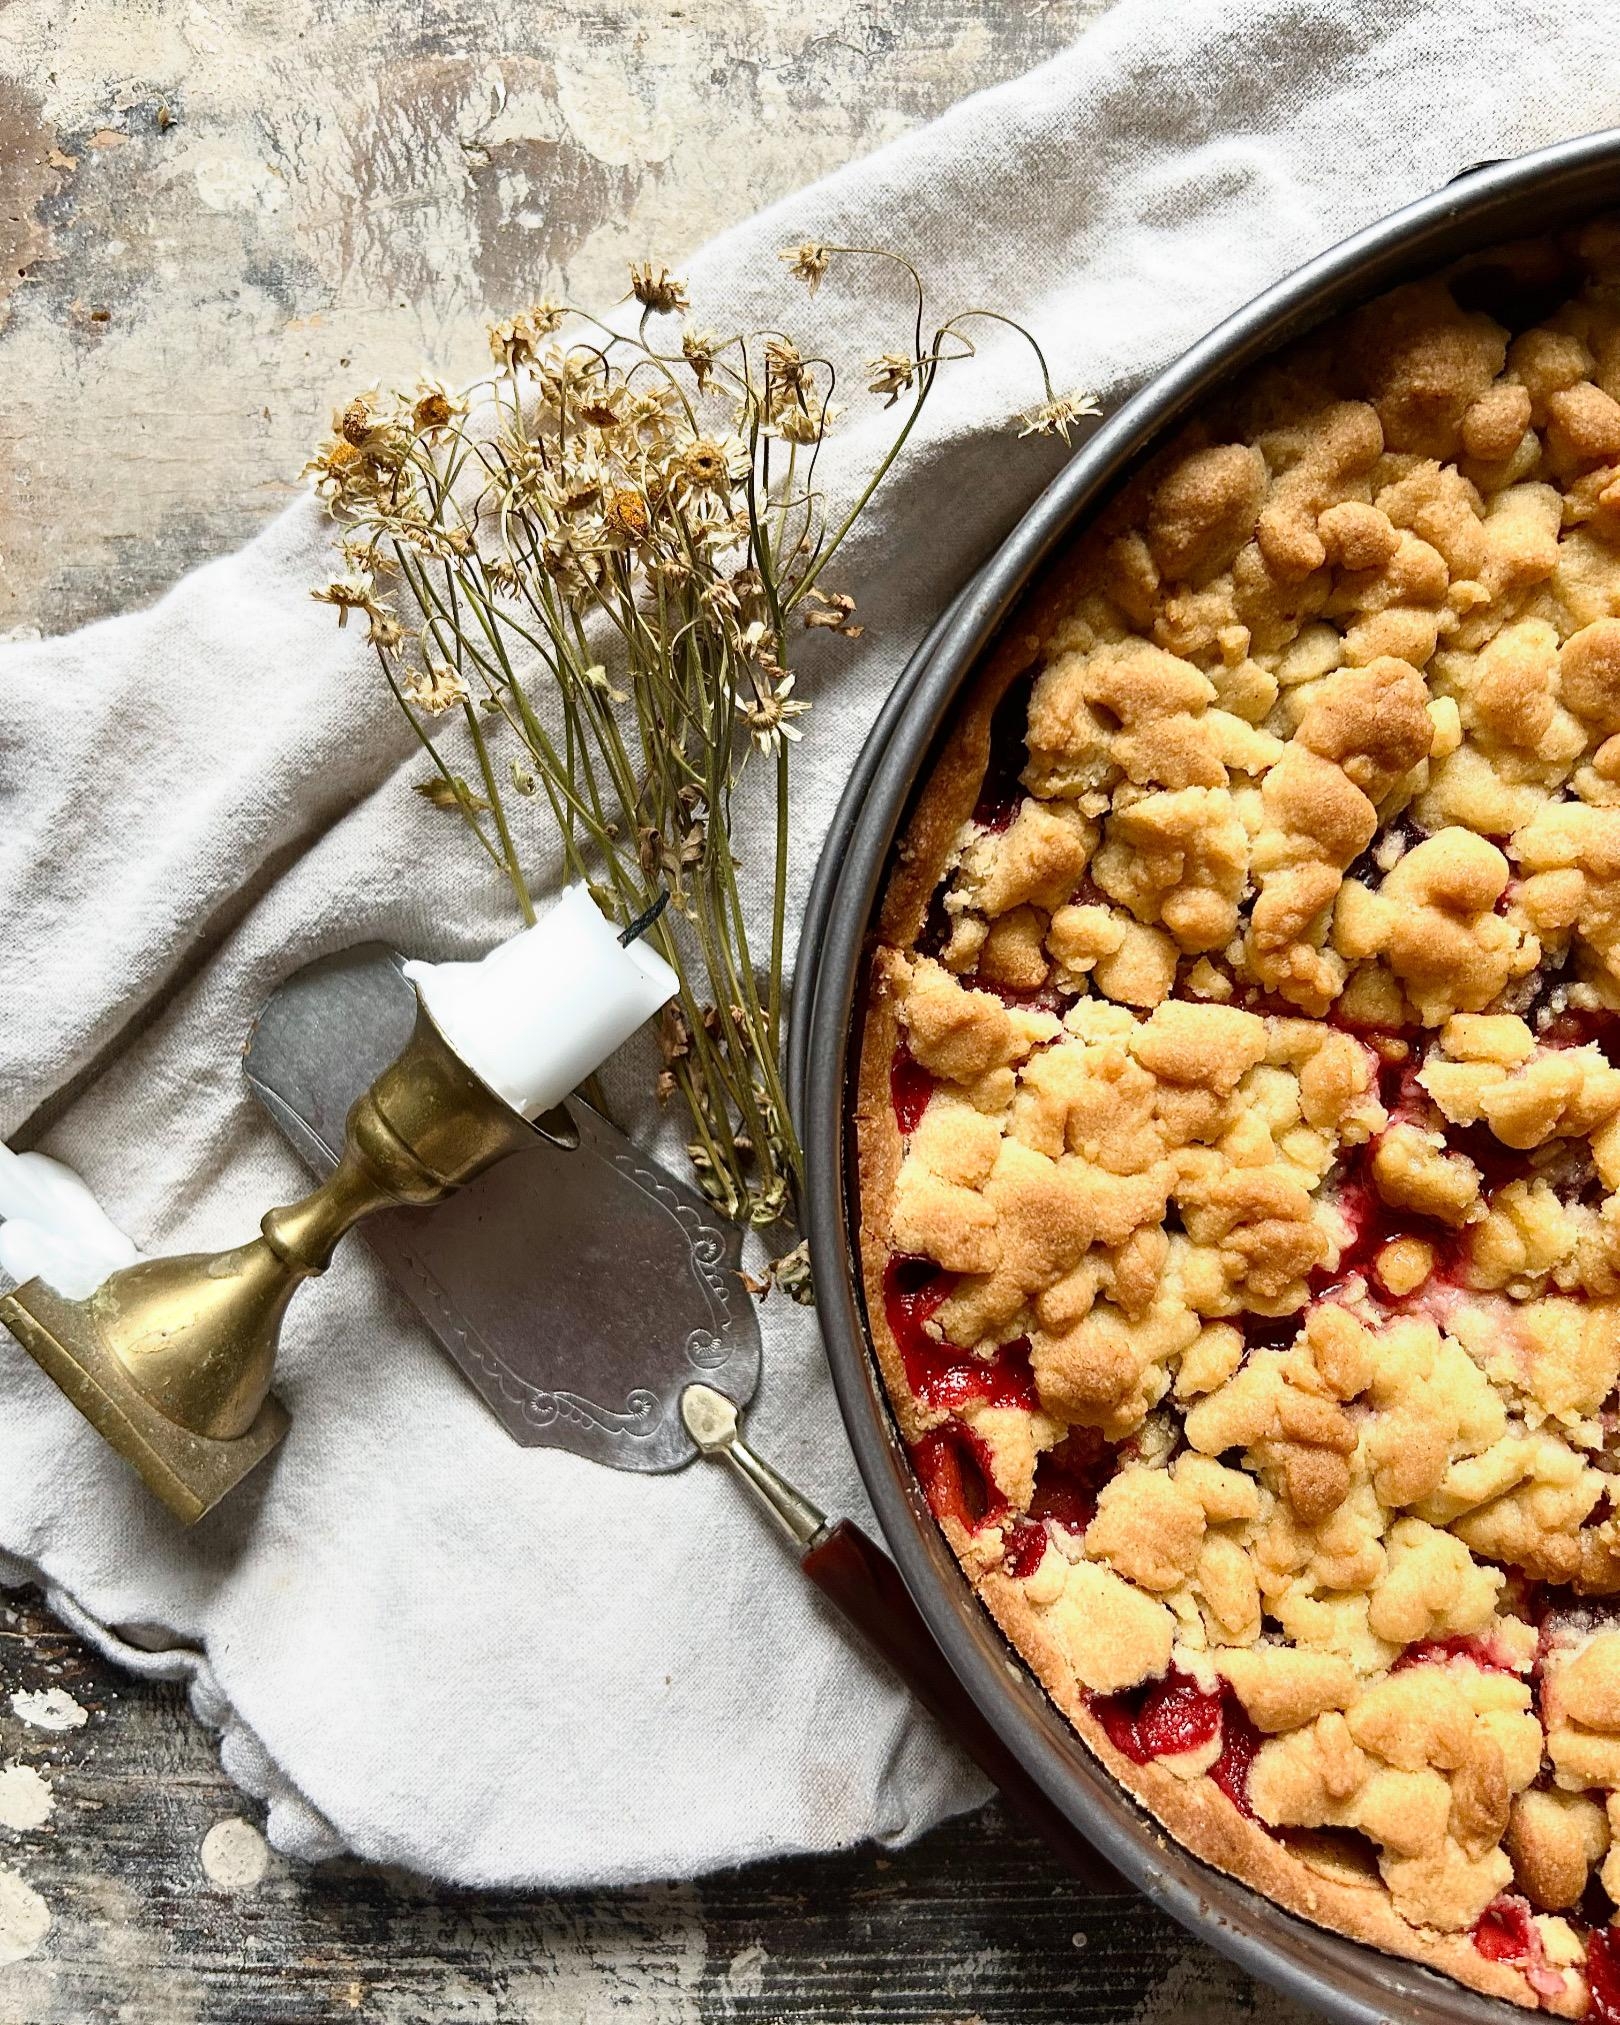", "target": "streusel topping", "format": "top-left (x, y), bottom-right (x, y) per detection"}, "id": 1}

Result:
top-left (866, 225), bottom-right (1620, 2010)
